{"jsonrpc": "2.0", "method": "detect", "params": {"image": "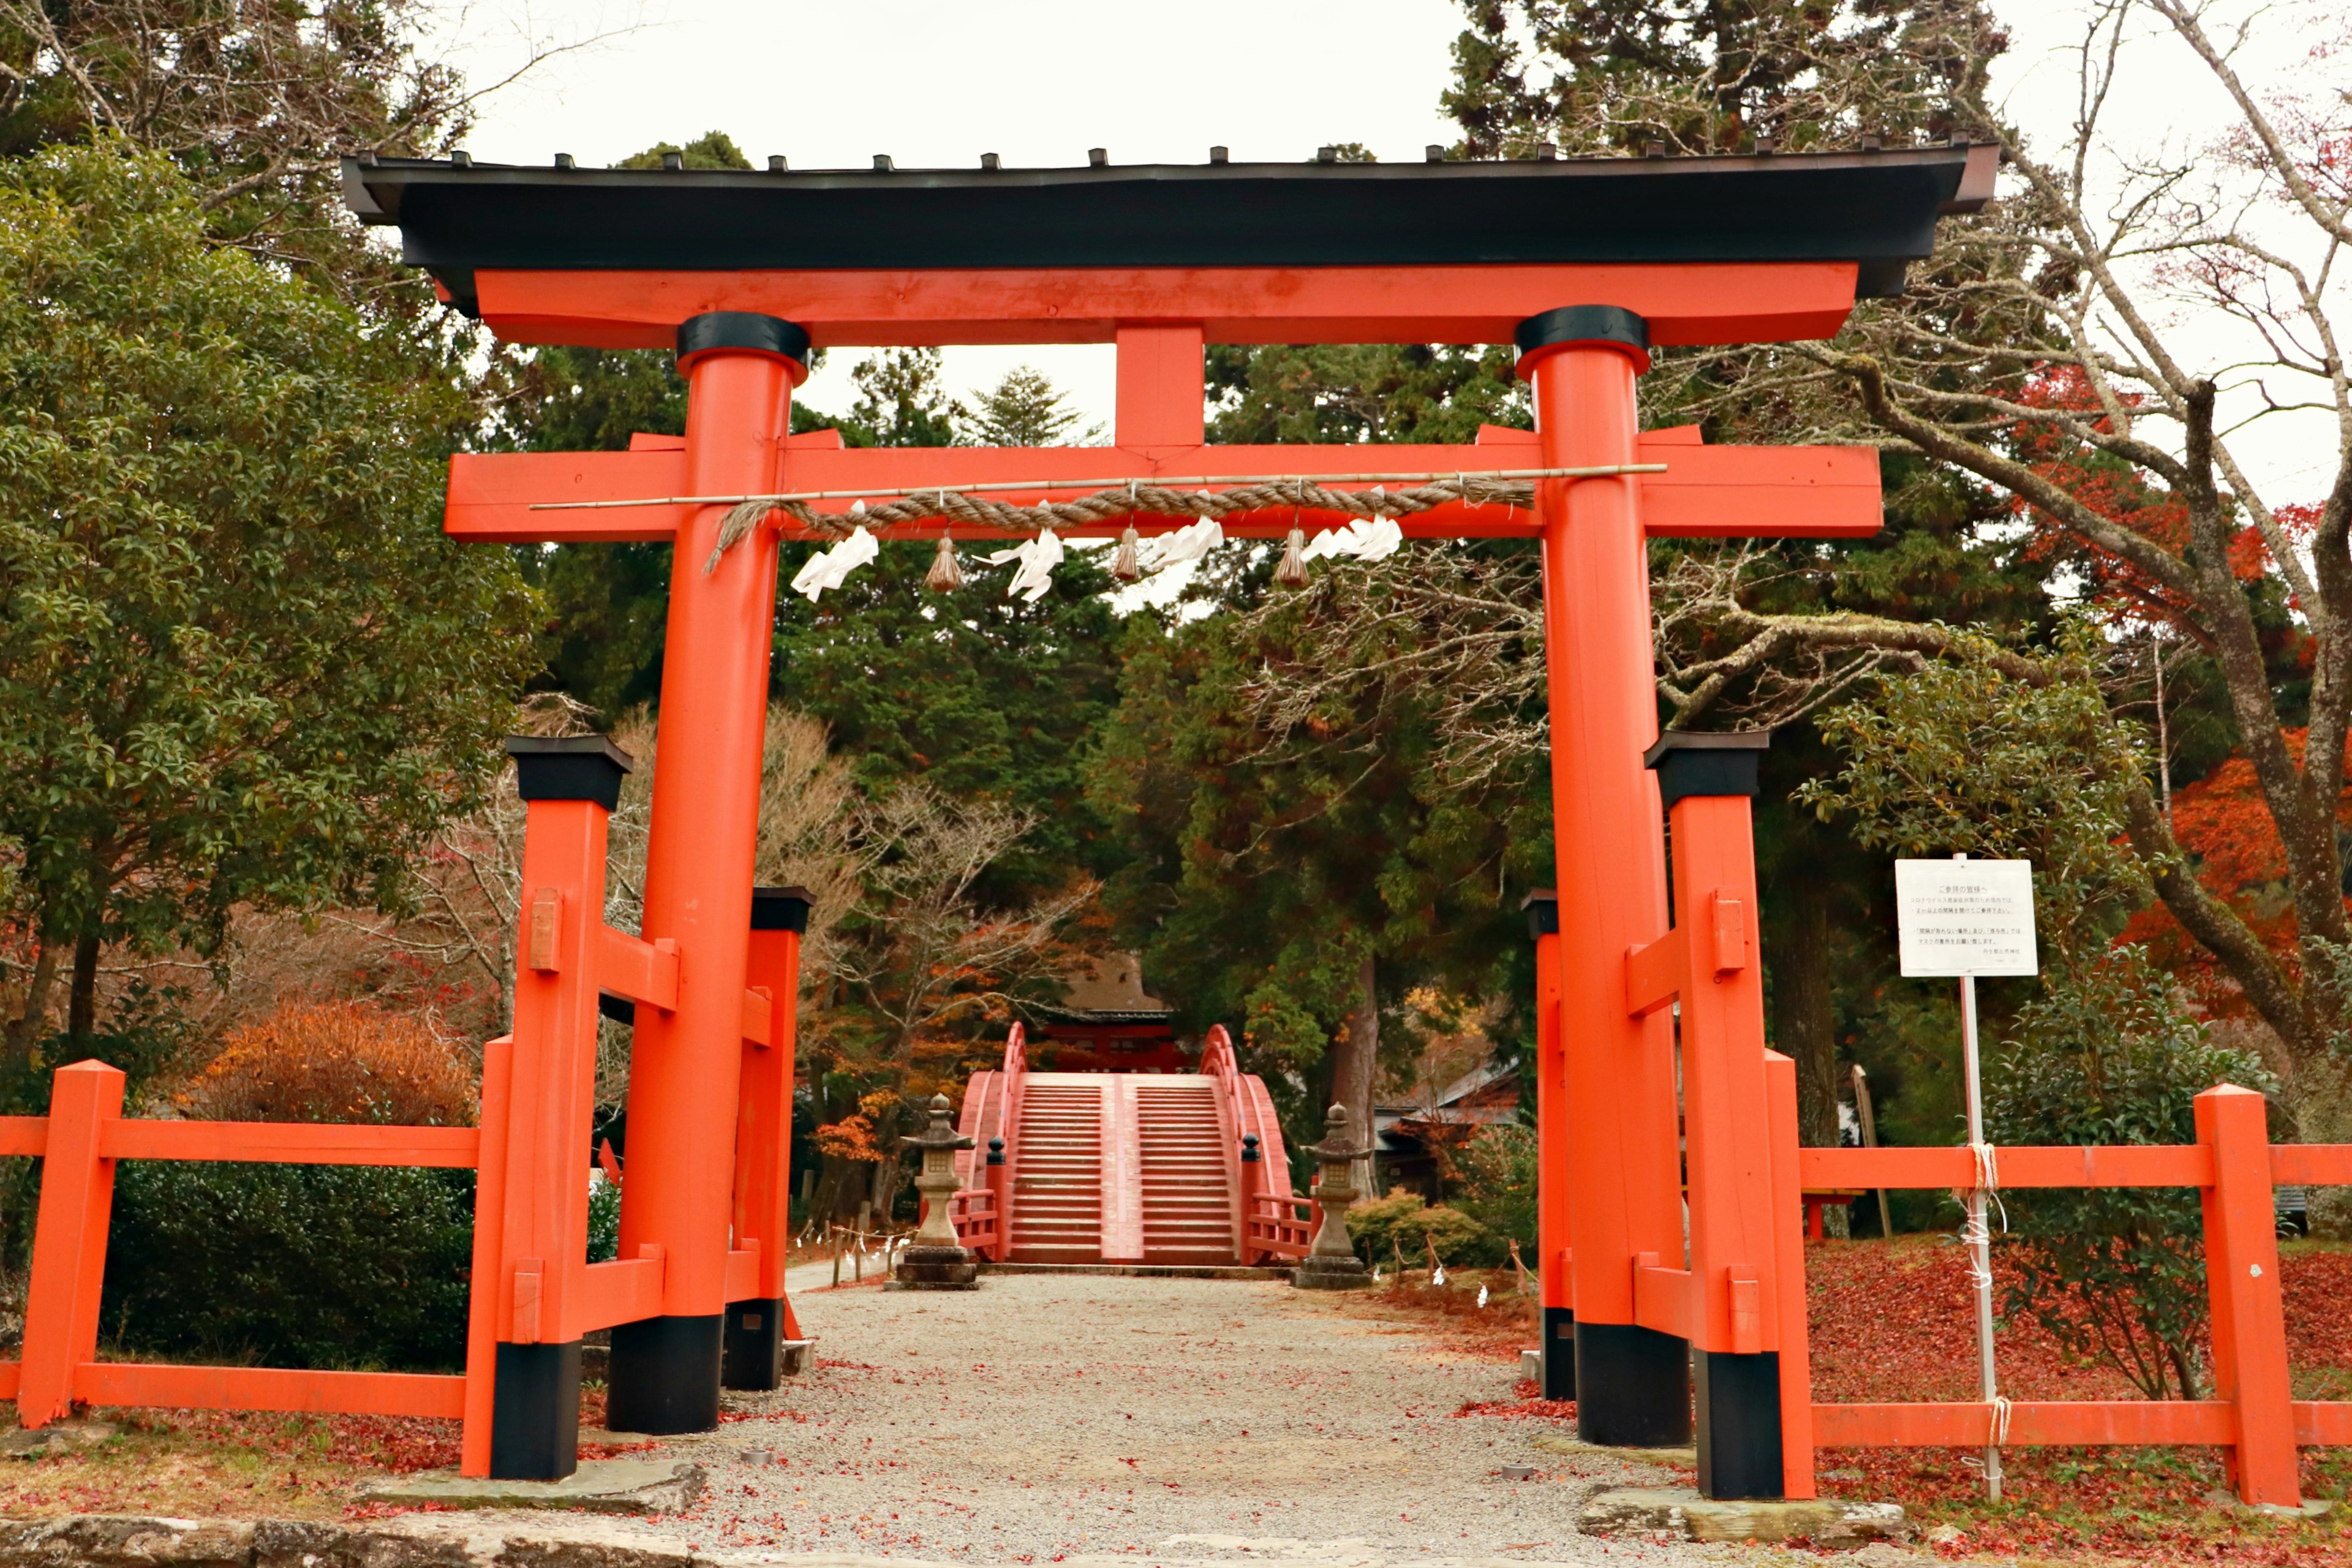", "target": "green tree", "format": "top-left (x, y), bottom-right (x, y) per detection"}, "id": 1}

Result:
top-left (0, 142), bottom-right (538, 1056)
top-left (1094, 554), bottom-right (1544, 1173)
top-left (0, 0), bottom-right (545, 317)
top-left (773, 535), bottom-right (1126, 906)
top-left (967, 366), bottom-right (1098, 447)
top-left (1985, 947), bottom-right (2274, 1400)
